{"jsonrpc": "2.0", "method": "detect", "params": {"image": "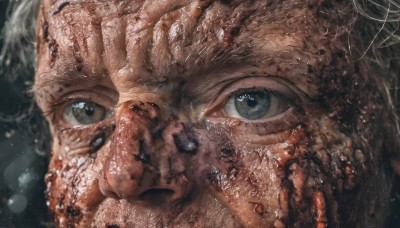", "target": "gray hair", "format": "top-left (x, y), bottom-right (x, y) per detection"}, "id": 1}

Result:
top-left (353, 0), bottom-right (400, 133)
top-left (0, 0), bottom-right (38, 82)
